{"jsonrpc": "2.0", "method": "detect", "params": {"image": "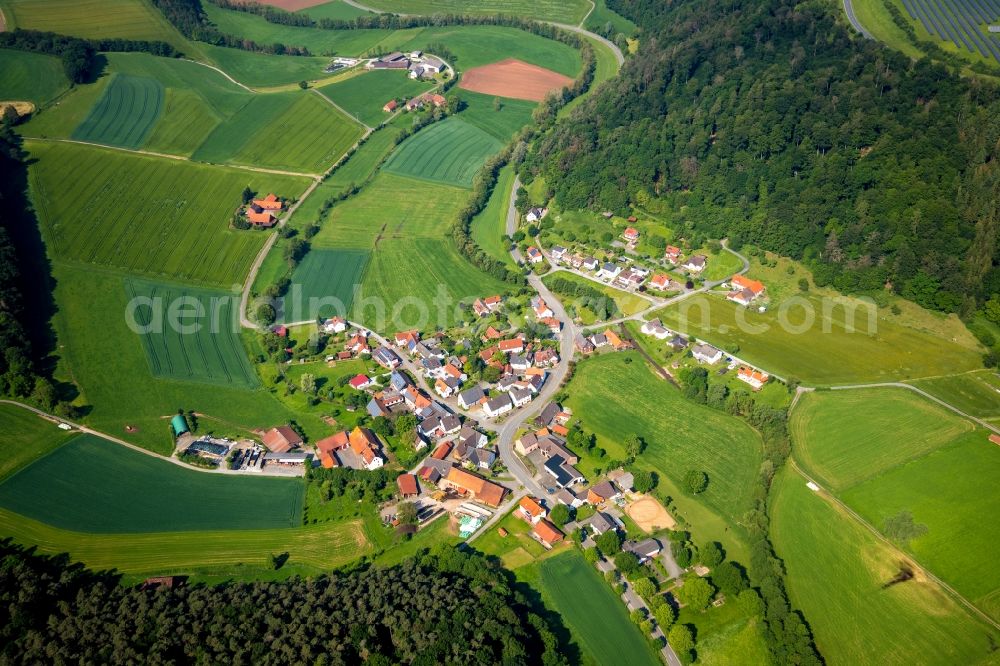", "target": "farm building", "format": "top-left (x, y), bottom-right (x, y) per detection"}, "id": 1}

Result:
top-left (397, 473), bottom-right (419, 498)
top-left (442, 467), bottom-right (507, 508)
top-left (262, 426), bottom-right (303, 453)
top-left (171, 414), bottom-right (189, 437)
